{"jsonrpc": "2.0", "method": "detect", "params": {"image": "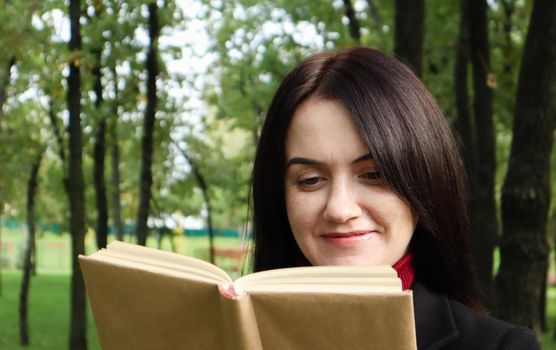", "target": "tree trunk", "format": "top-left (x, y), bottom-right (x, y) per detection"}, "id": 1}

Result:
top-left (19, 151), bottom-right (42, 345)
top-left (540, 265), bottom-right (547, 331)
top-left (93, 117), bottom-right (108, 248)
top-left (109, 66), bottom-right (123, 241)
top-left (136, 2), bottom-right (160, 246)
top-left (342, 0), bottom-right (361, 42)
top-left (454, 0), bottom-right (473, 169)
top-left (92, 43), bottom-right (108, 249)
top-left (467, 0), bottom-right (497, 308)
top-left (47, 97), bottom-right (67, 165)
top-left (0, 56), bottom-right (16, 132)
top-left (496, 0), bottom-right (556, 334)
top-left (394, 0), bottom-right (425, 76)
top-left (454, 4), bottom-right (482, 300)
top-left (174, 143), bottom-right (215, 263)
top-left (500, 0), bottom-right (516, 76)
top-left (67, 0), bottom-right (87, 348)
top-left (110, 122), bottom-right (123, 241)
